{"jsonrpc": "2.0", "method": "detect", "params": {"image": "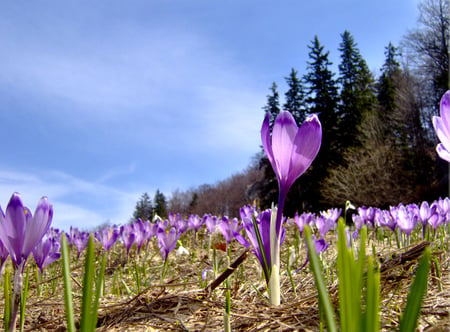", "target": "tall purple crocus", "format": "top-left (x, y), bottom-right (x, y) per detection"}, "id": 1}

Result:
top-left (217, 216), bottom-right (242, 244)
top-left (157, 226), bottom-right (180, 261)
top-left (261, 112), bottom-right (322, 237)
top-left (419, 201), bottom-right (436, 238)
top-left (293, 212), bottom-right (314, 236)
top-left (32, 233), bottom-right (61, 273)
top-left (120, 224), bottom-right (136, 257)
top-left (69, 227), bottom-right (90, 259)
top-left (432, 90), bottom-right (450, 162)
top-left (95, 225), bottom-right (120, 251)
top-left (0, 193), bottom-right (53, 332)
top-left (188, 214), bottom-right (204, 233)
top-left (261, 111), bottom-right (321, 305)
top-left (0, 193), bottom-right (53, 270)
top-left (395, 204), bottom-right (418, 239)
